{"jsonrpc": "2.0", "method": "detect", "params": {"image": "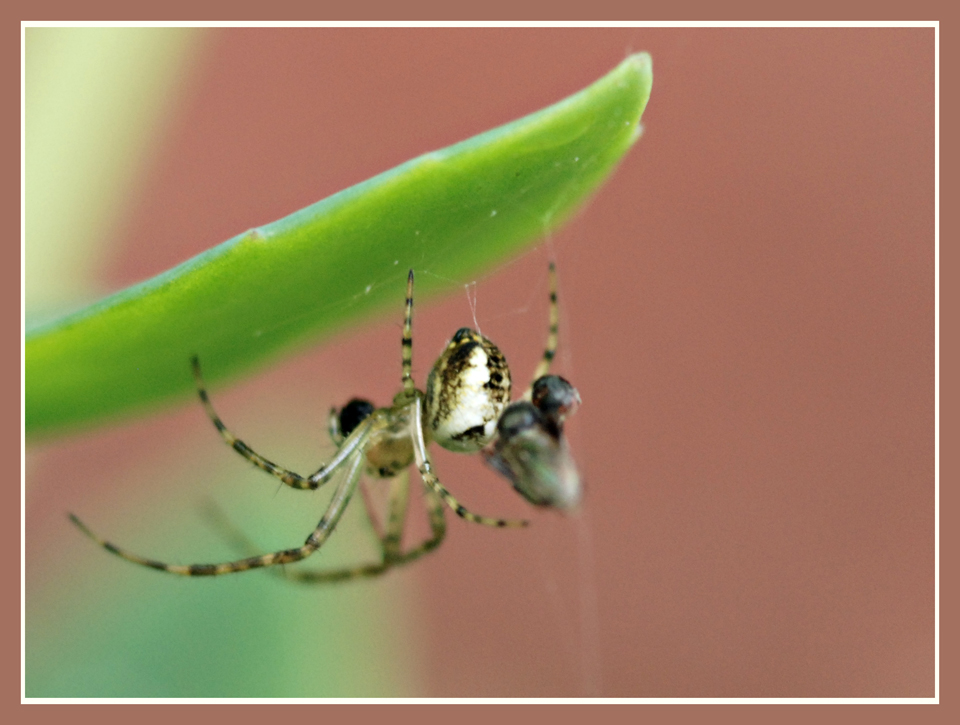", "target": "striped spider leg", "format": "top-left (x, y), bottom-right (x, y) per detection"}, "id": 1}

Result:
top-left (72, 268), bottom-right (556, 581)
